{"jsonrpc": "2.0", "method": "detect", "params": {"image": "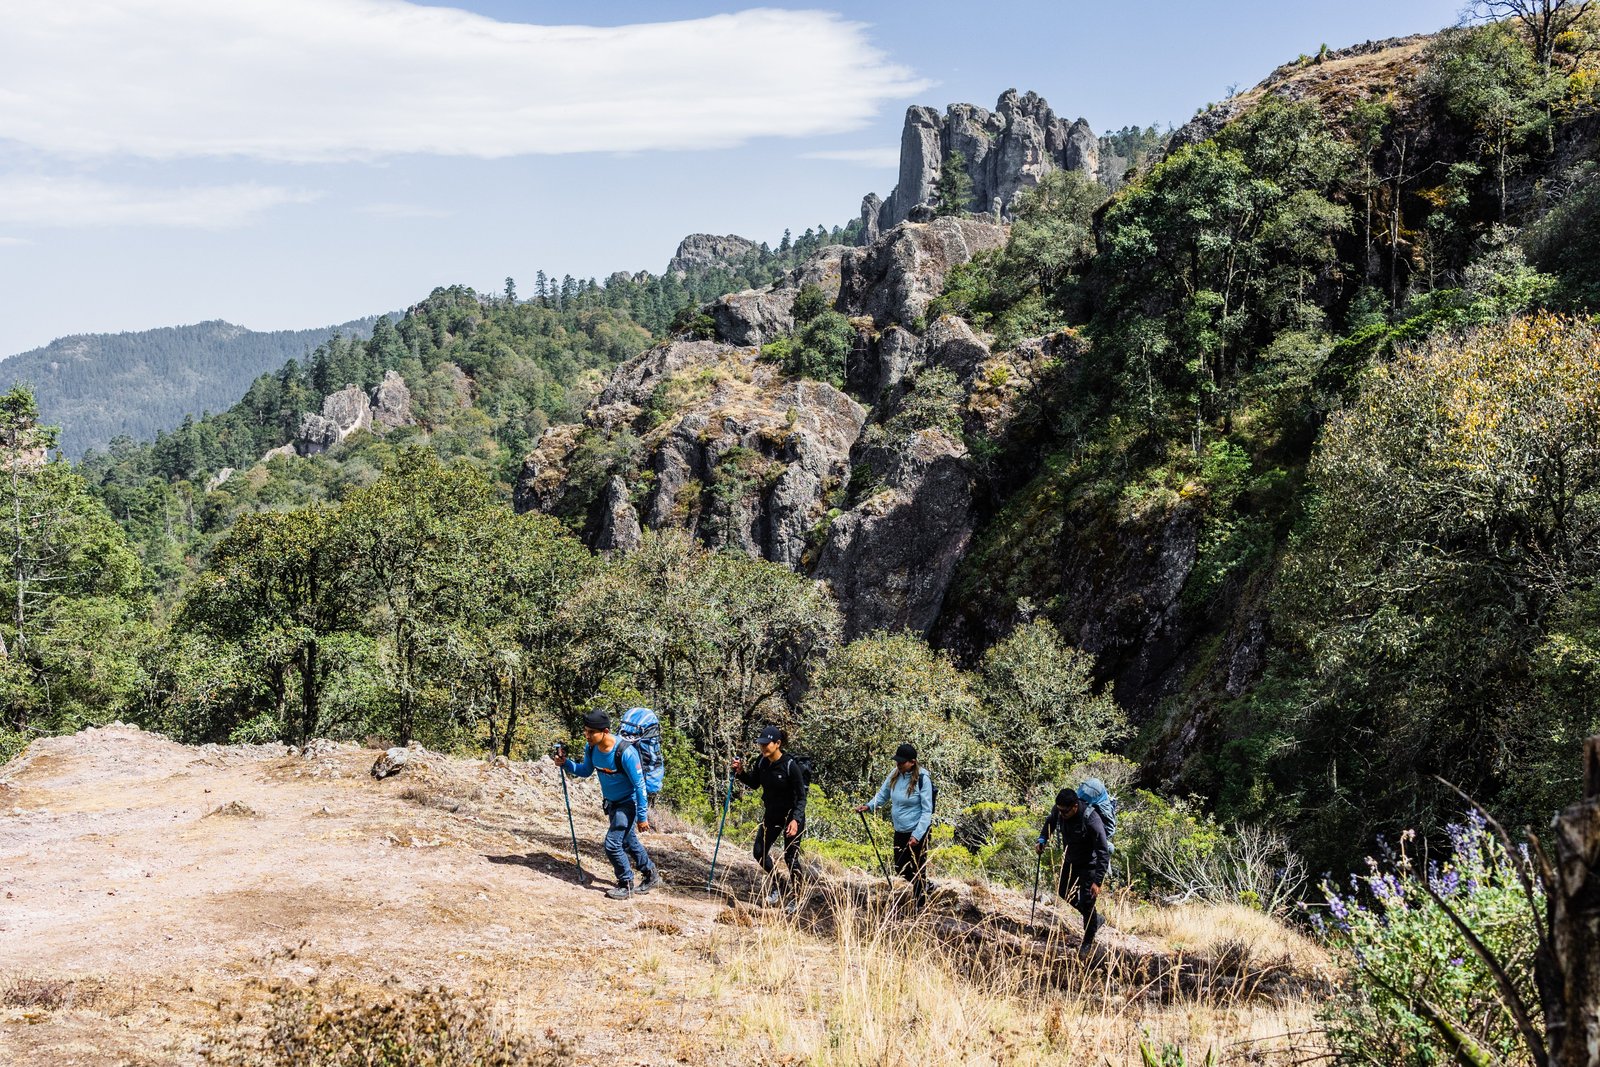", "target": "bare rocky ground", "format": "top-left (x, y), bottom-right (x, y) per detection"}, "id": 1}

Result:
top-left (0, 725), bottom-right (1323, 1065)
